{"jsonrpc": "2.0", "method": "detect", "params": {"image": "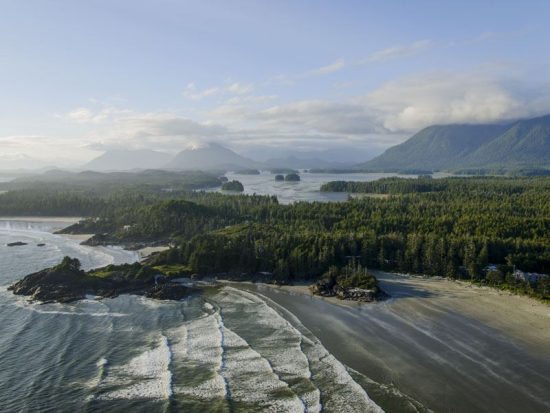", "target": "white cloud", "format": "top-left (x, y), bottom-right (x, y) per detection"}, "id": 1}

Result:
top-left (183, 81), bottom-right (254, 100)
top-left (67, 108), bottom-right (95, 123)
top-left (365, 40), bottom-right (433, 63)
top-left (226, 82), bottom-right (254, 94)
top-left (309, 58), bottom-right (345, 75)
top-left (363, 71), bottom-right (550, 131)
